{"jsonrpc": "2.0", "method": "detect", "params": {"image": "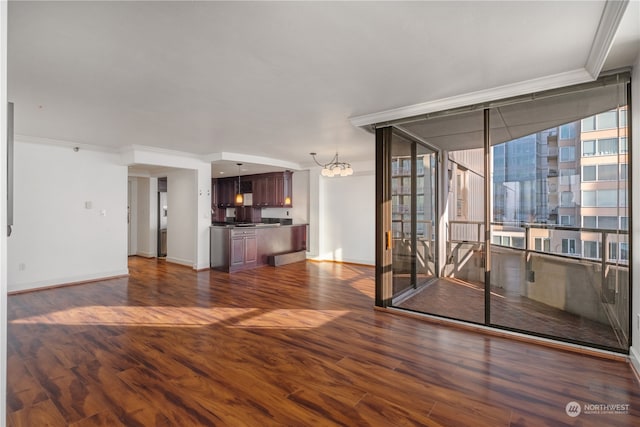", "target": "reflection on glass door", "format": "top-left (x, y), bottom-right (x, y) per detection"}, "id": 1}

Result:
top-left (391, 109), bottom-right (486, 324)
top-left (391, 131), bottom-right (437, 299)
